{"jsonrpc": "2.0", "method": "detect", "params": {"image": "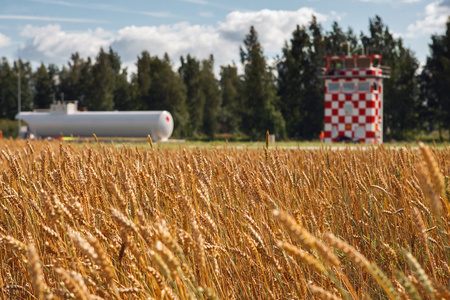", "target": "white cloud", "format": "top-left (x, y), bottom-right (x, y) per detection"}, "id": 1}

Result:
top-left (17, 8), bottom-right (326, 74)
top-left (30, 1), bottom-right (177, 20)
top-left (359, 0), bottom-right (420, 2)
top-left (140, 12), bottom-right (177, 18)
top-left (20, 24), bottom-right (112, 64)
top-left (329, 11), bottom-right (343, 22)
top-left (198, 11), bottom-right (215, 18)
top-left (0, 33), bottom-right (12, 48)
top-left (181, 0), bottom-right (209, 4)
top-left (111, 23), bottom-right (224, 63)
top-left (406, 0), bottom-right (450, 37)
top-left (0, 14), bottom-right (104, 23)
top-left (218, 8), bottom-right (326, 53)
top-left (30, 0), bottom-right (78, 7)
